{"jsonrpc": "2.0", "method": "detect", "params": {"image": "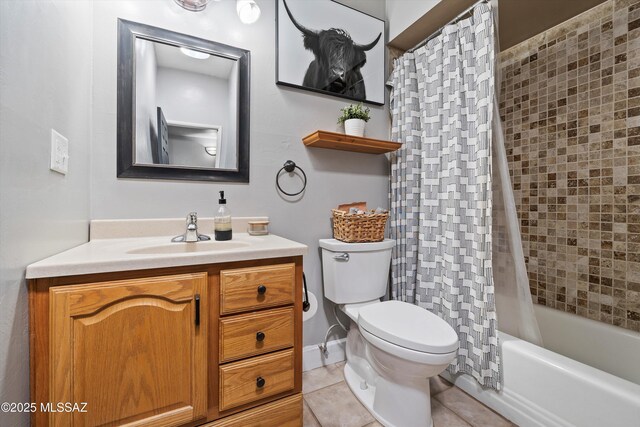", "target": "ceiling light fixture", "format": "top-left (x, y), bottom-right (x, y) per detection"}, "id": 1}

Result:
top-left (236, 0), bottom-right (261, 24)
top-left (180, 47), bottom-right (210, 59)
top-left (174, 0), bottom-right (213, 12)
